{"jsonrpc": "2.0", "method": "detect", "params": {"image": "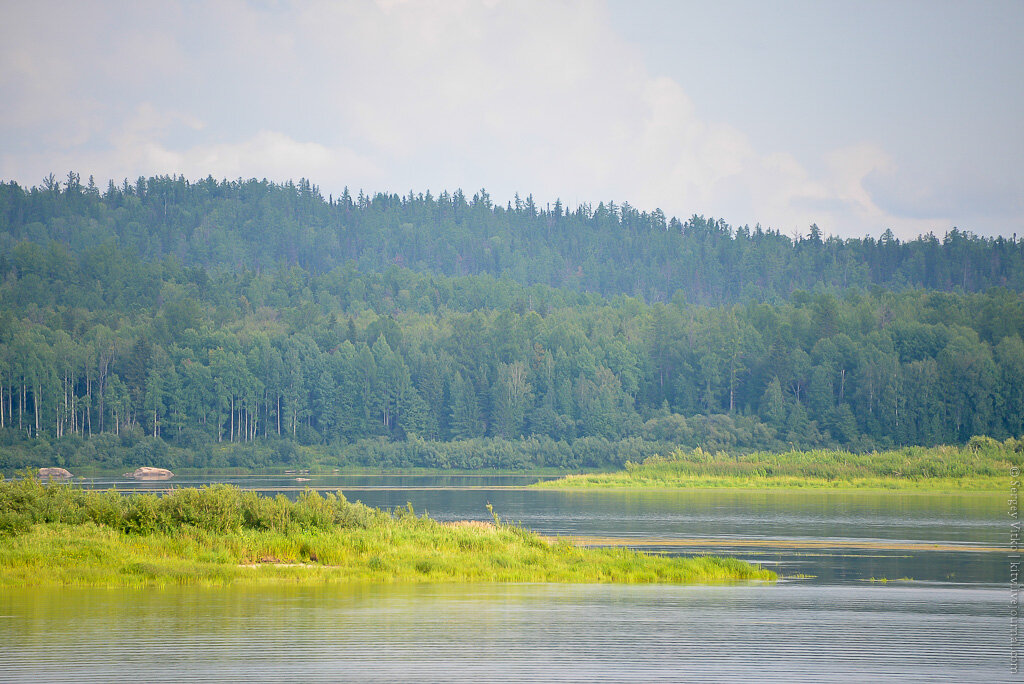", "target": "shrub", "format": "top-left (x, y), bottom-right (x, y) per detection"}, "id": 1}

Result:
top-left (0, 474), bottom-right (377, 537)
top-left (121, 494), bottom-right (163, 534)
top-left (0, 510), bottom-right (32, 536)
